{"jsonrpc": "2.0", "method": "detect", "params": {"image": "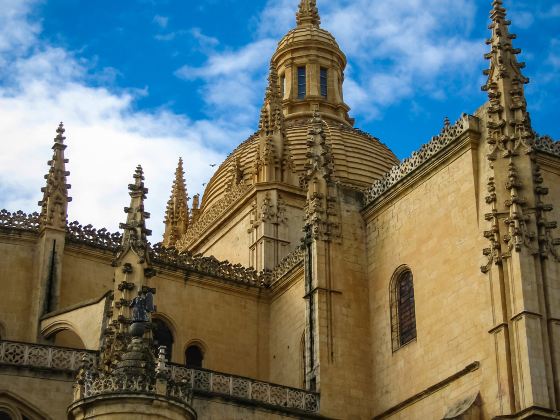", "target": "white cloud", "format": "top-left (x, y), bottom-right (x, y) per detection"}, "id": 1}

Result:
top-left (175, 38), bottom-right (276, 124)
top-left (0, 1), bottom-right (228, 241)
